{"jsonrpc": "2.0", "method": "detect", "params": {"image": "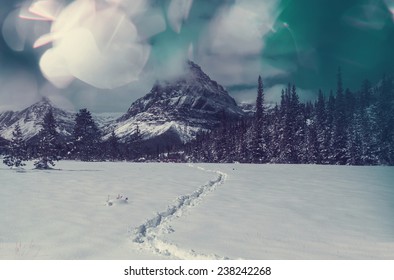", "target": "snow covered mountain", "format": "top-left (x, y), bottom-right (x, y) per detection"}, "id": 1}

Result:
top-left (108, 61), bottom-right (244, 148)
top-left (0, 98), bottom-right (121, 143)
top-left (0, 97), bottom-right (76, 142)
top-left (0, 61), bottom-right (244, 149)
